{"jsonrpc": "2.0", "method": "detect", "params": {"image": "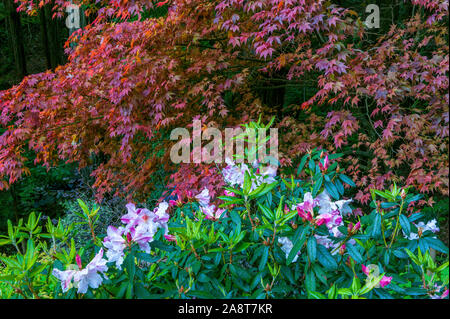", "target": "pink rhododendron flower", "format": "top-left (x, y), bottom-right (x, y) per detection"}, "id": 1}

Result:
top-left (153, 201), bottom-right (170, 223)
top-left (195, 188), bottom-right (210, 207)
top-left (121, 203), bottom-right (152, 231)
top-left (222, 157), bottom-right (246, 186)
top-left (259, 165), bottom-right (277, 184)
top-left (298, 192), bottom-right (317, 213)
top-left (104, 202), bottom-right (172, 267)
top-left (129, 224), bottom-right (154, 253)
top-left (201, 204), bottom-right (226, 220)
top-left (224, 189), bottom-right (235, 197)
